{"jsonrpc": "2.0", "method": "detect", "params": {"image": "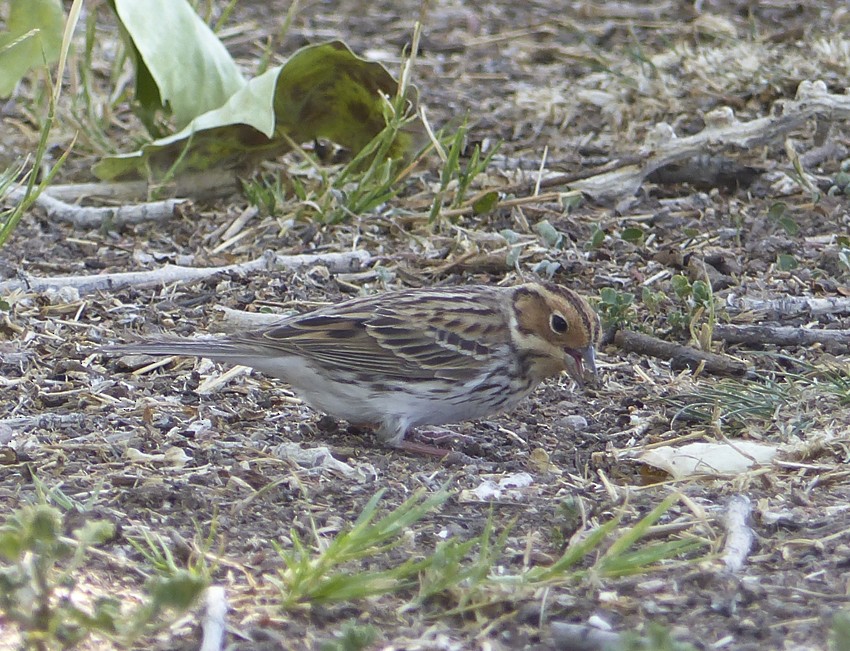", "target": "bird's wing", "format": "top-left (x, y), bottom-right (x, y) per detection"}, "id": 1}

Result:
top-left (241, 291), bottom-right (511, 382)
